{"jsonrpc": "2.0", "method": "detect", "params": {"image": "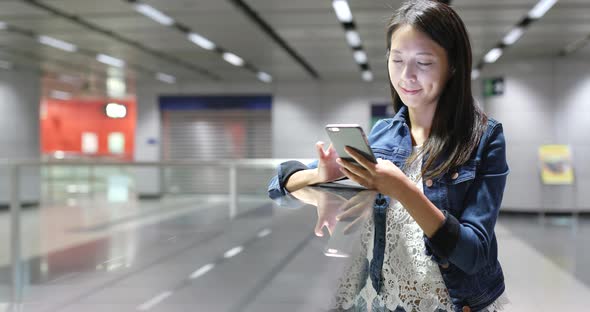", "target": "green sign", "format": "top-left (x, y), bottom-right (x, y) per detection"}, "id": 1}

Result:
top-left (483, 77), bottom-right (504, 97)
